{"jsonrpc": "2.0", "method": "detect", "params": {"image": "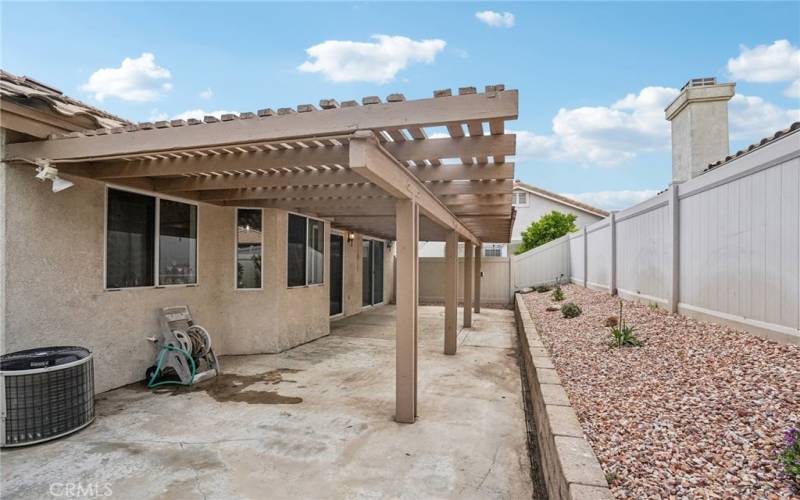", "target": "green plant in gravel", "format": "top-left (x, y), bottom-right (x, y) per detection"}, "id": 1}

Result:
top-left (609, 300), bottom-right (643, 348)
top-left (778, 427), bottom-right (800, 485)
top-left (609, 324), bottom-right (642, 347)
top-left (552, 286), bottom-right (565, 302)
top-left (560, 302), bottom-right (581, 318)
